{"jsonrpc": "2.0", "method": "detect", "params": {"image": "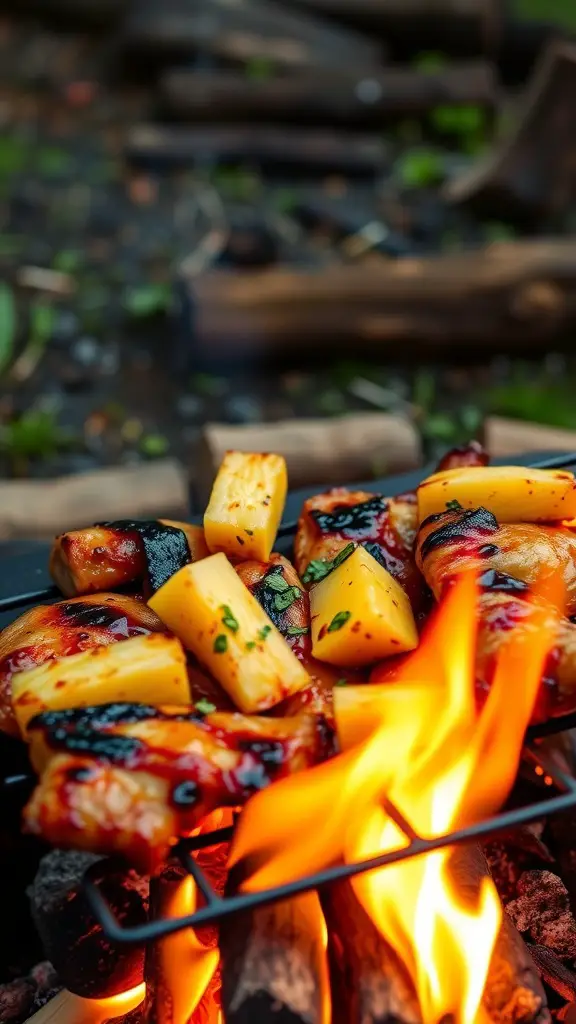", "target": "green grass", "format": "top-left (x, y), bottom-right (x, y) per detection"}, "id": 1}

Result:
top-left (513, 0), bottom-right (576, 29)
